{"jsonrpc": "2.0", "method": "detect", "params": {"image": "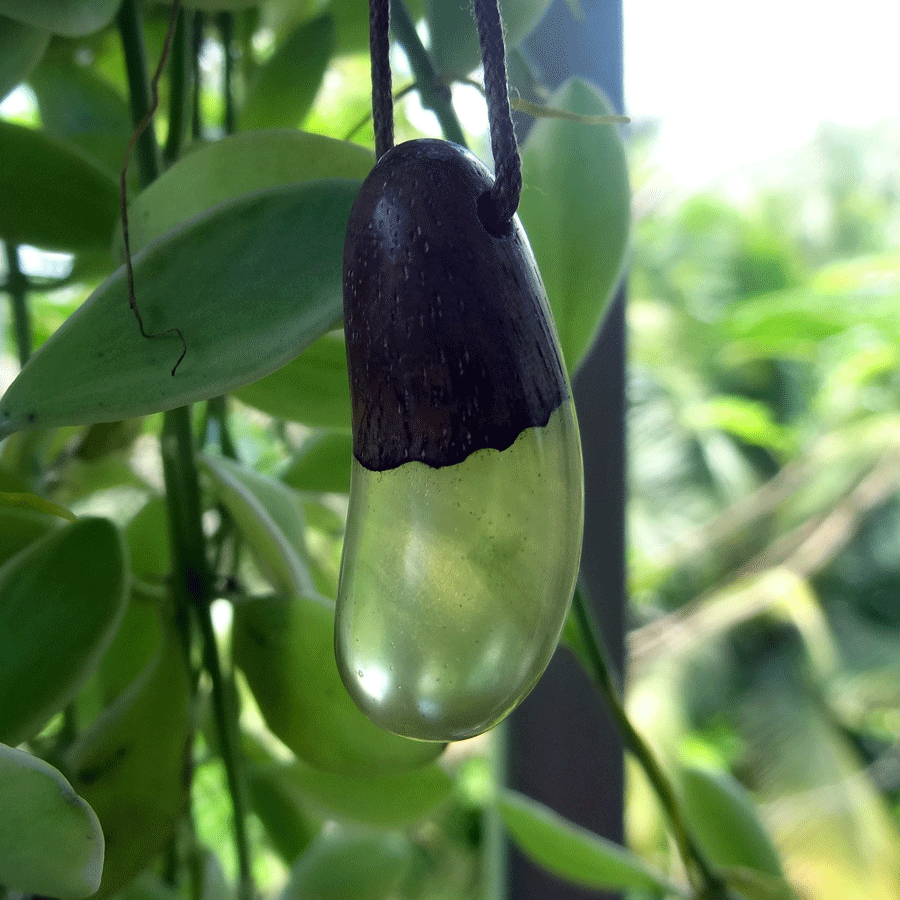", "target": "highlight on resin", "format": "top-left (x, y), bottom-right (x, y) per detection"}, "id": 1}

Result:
top-left (337, 139), bottom-right (584, 742)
